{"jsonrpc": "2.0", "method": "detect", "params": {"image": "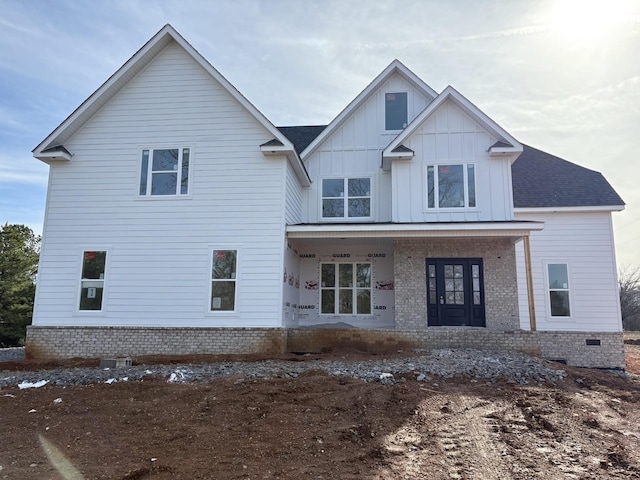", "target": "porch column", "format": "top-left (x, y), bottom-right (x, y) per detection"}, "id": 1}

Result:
top-left (523, 235), bottom-right (536, 331)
